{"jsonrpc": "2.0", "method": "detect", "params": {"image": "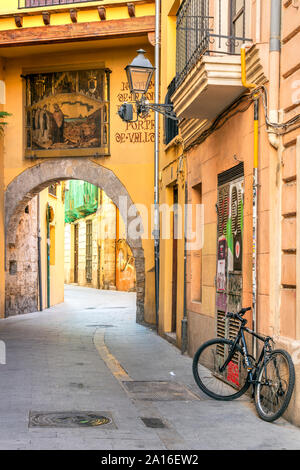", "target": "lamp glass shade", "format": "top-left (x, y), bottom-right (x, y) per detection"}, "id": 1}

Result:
top-left (126, 66), bottom-right (154, 94)
top-left (125, 50), bottom-right (154, 95)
